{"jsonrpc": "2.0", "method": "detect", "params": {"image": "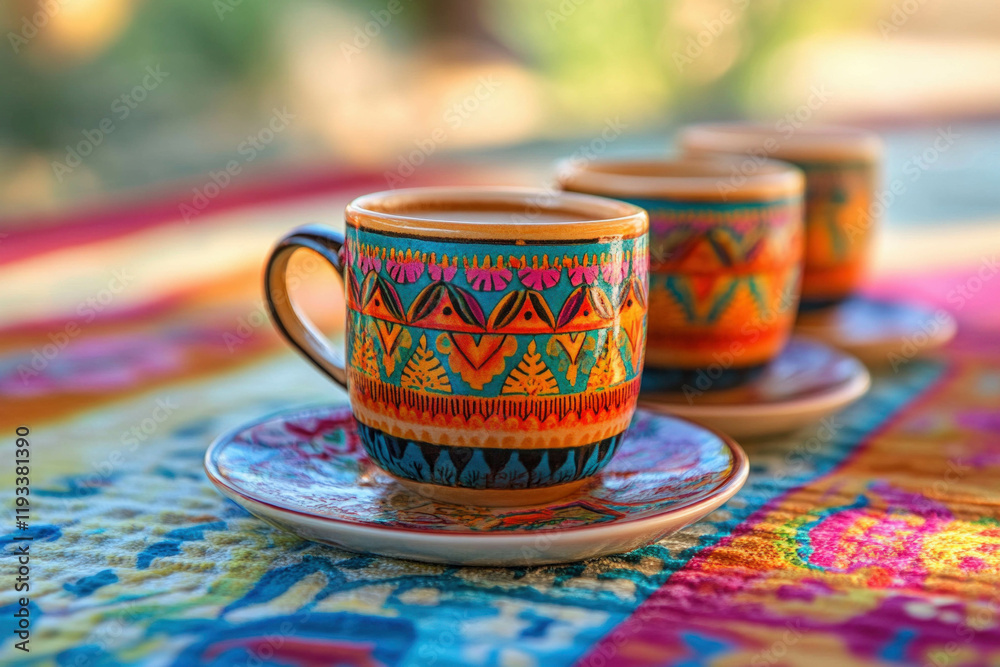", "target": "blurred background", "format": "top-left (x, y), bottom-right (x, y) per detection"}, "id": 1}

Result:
top-left (3, 0), bottom-right (1000, 227)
